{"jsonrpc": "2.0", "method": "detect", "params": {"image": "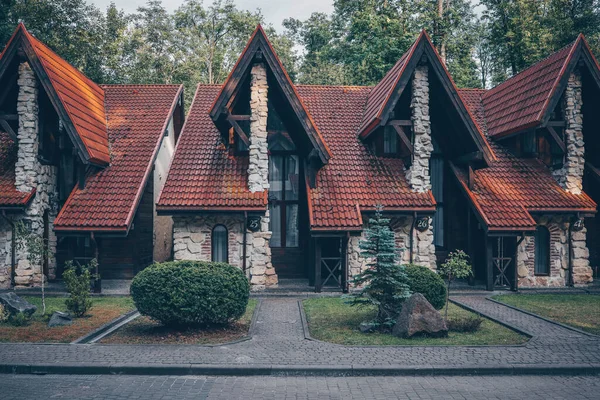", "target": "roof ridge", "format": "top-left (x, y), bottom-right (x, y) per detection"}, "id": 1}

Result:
top-left (101, 84), bottom-right (182, 87)
top-left (296, 84), bottom-right (373, 89)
